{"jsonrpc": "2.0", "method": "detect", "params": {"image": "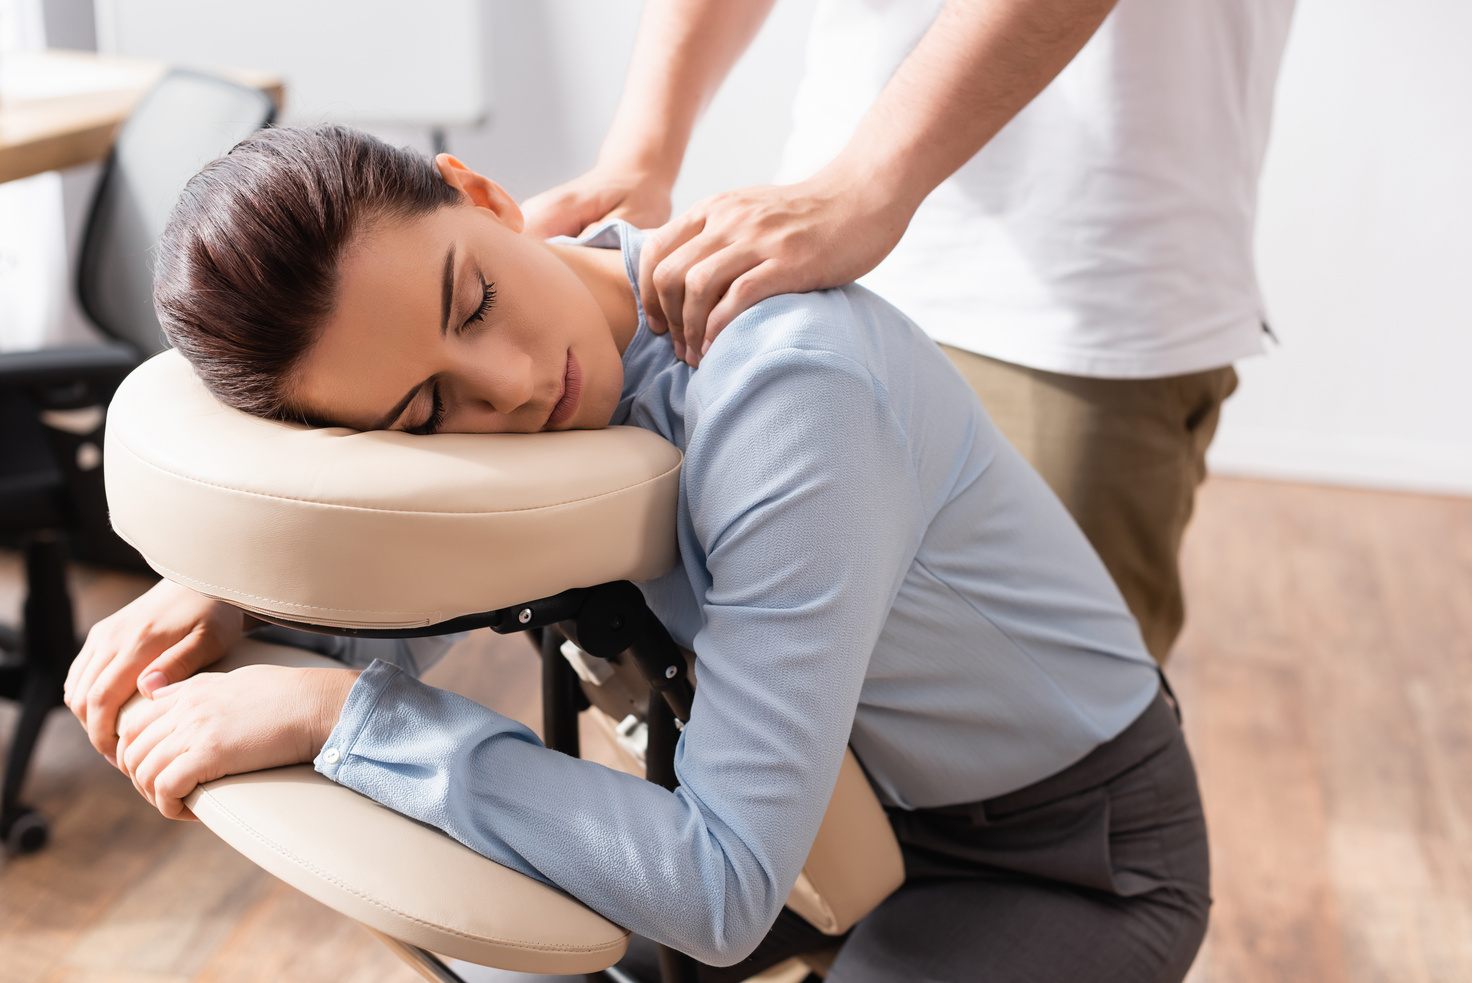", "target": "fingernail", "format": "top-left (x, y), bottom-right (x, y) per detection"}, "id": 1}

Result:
top-left (140, 671), bottom-right (169, 696)
top-left (105, 754), bottom-right (117, 768)
top-left (701, 339), bottom-right (712, 355)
